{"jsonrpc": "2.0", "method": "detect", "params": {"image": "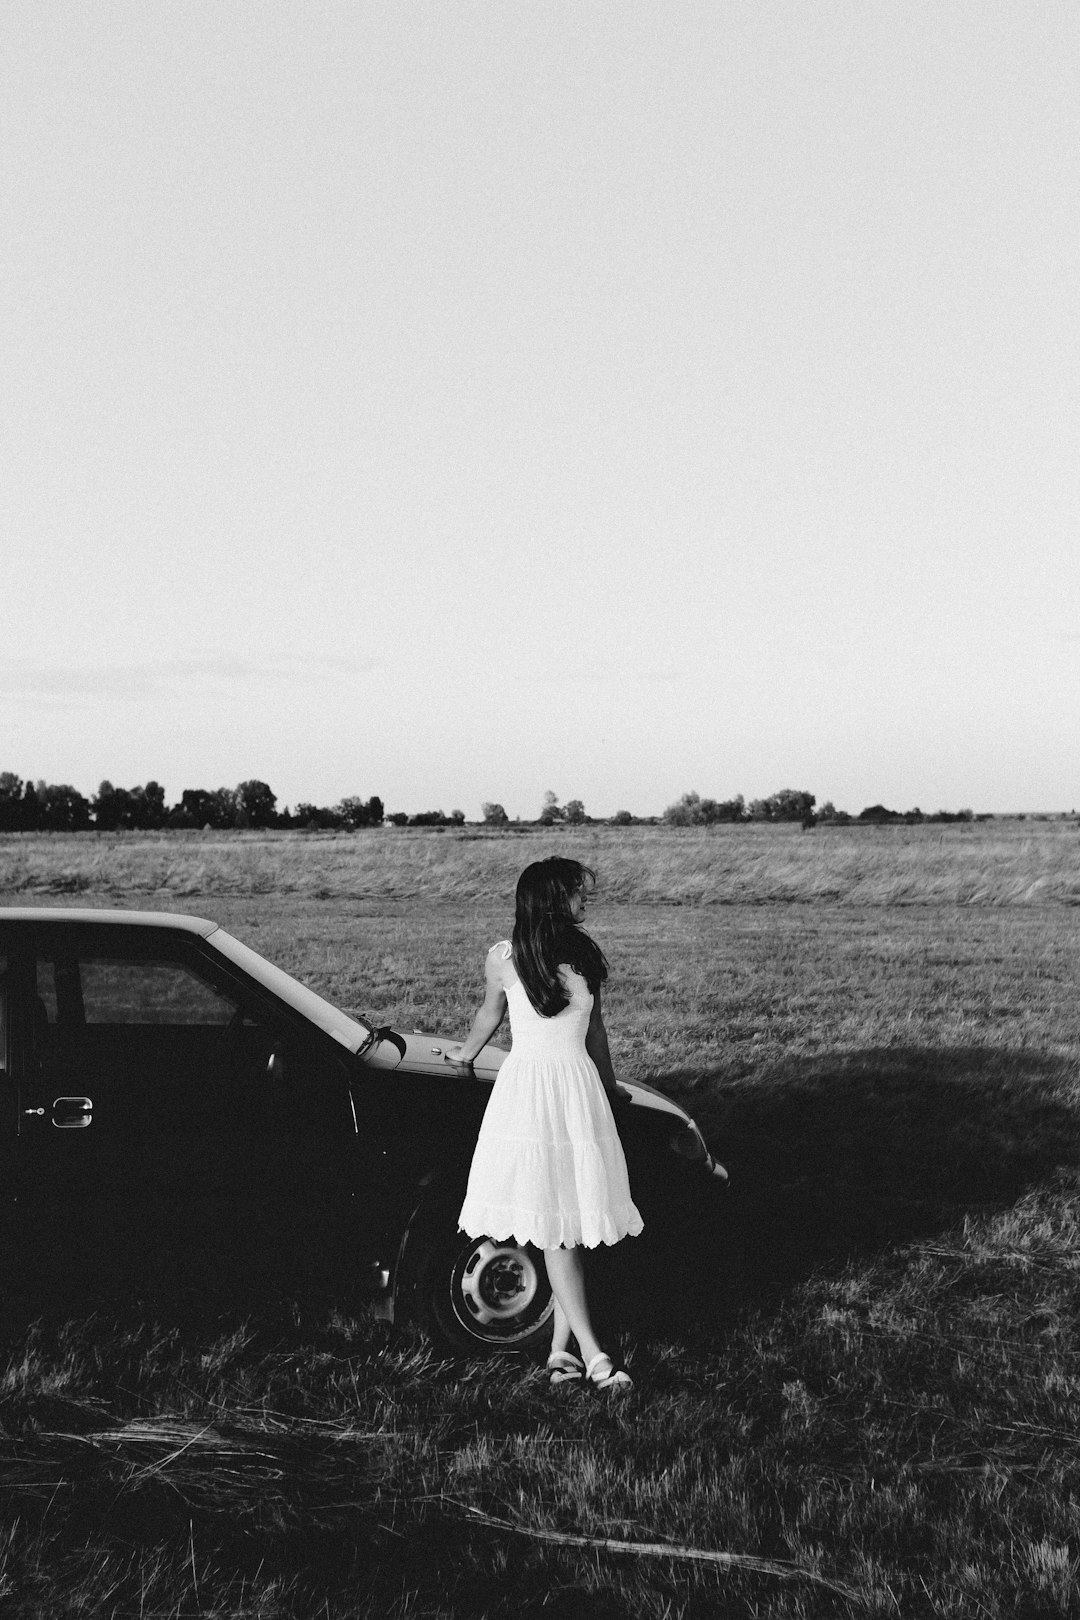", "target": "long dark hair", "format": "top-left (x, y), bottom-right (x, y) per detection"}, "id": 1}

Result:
top-left (512, 857), bottom-right (608, 1017)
